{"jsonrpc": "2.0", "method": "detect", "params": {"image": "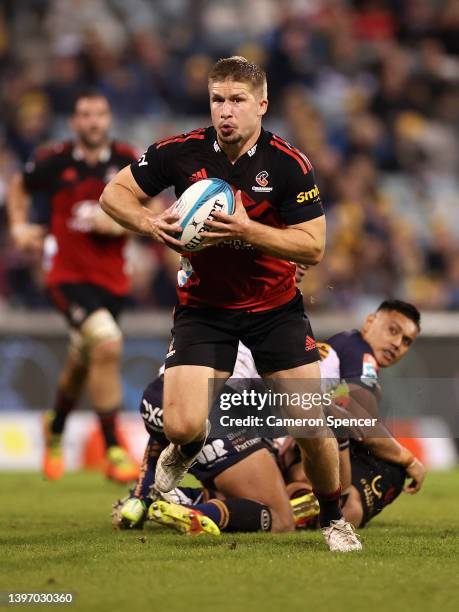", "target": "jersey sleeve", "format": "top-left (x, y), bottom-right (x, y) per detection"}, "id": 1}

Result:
top-left (130, 142), bottom-right (176, 197)
top-left (278, 161), bottom-right (324, 225)
top-left (22, 149), bottom-right (57, 192)
top-left (329, 333), bottom-right (380, 392)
